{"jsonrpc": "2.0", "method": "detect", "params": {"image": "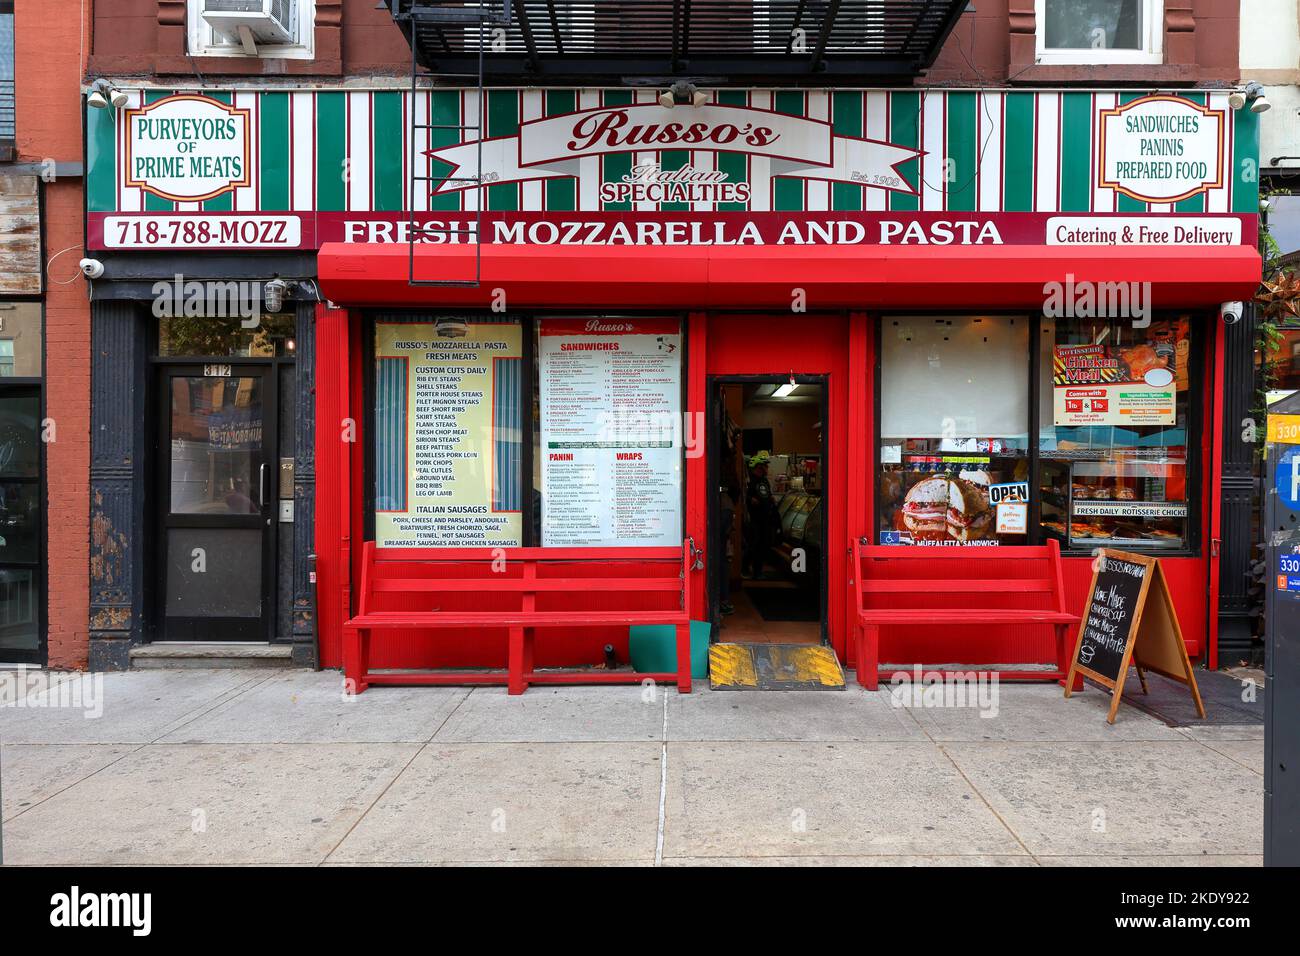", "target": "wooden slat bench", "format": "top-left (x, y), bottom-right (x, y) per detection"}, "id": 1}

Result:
top-left (343, 541), bottom-right (694, 695)
top-left (850, 538), bottom-right (1080, 690)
